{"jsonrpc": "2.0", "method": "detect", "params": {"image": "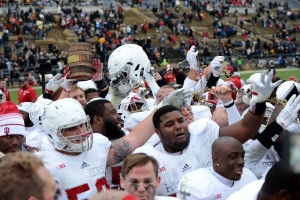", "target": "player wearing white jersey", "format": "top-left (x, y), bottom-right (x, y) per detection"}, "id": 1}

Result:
top-left (227, 162), bottom-right (300, 200)
top-left (132, 71), bottom-right (282, 196)
top-left (177, 137), bottom-right (257, 200)
top-left (37, 98), bottom-right (158, 200)
top-left (134, 117), bottom-right (219, 196)
top-left (85, 98), bottom-right (126, 190)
